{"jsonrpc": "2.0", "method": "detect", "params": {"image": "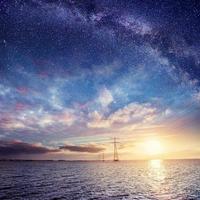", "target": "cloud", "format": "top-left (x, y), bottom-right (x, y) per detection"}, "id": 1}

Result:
top-left (87, 111), bottom-right (110, 128)
top-left (38, 109), bottom-right (76, 128)
top-left (0, 84), bottom-right (11, 96)
top-left (88, 102), bottom-right (158, 129)
top-left (0, 140), bottom-right (59, 156)
top-left (193, 92), bottom-right (200, 103)
top-left (91, 60), bottom-right (122, 77)
top-left (60, 144), bottom-right (105, 153)
top-left (48, 87), bottom-right (63, 110)
top-left (16, 87), bottom-right (29, 95)
top-left (0, 105), bottom-right (76, 135)
top-left (15, 103), bottom-right (29, 111)
top-left (98, 87), bottom-right (114, 108)
top-left (109, 102), bottom-right (157, 124)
